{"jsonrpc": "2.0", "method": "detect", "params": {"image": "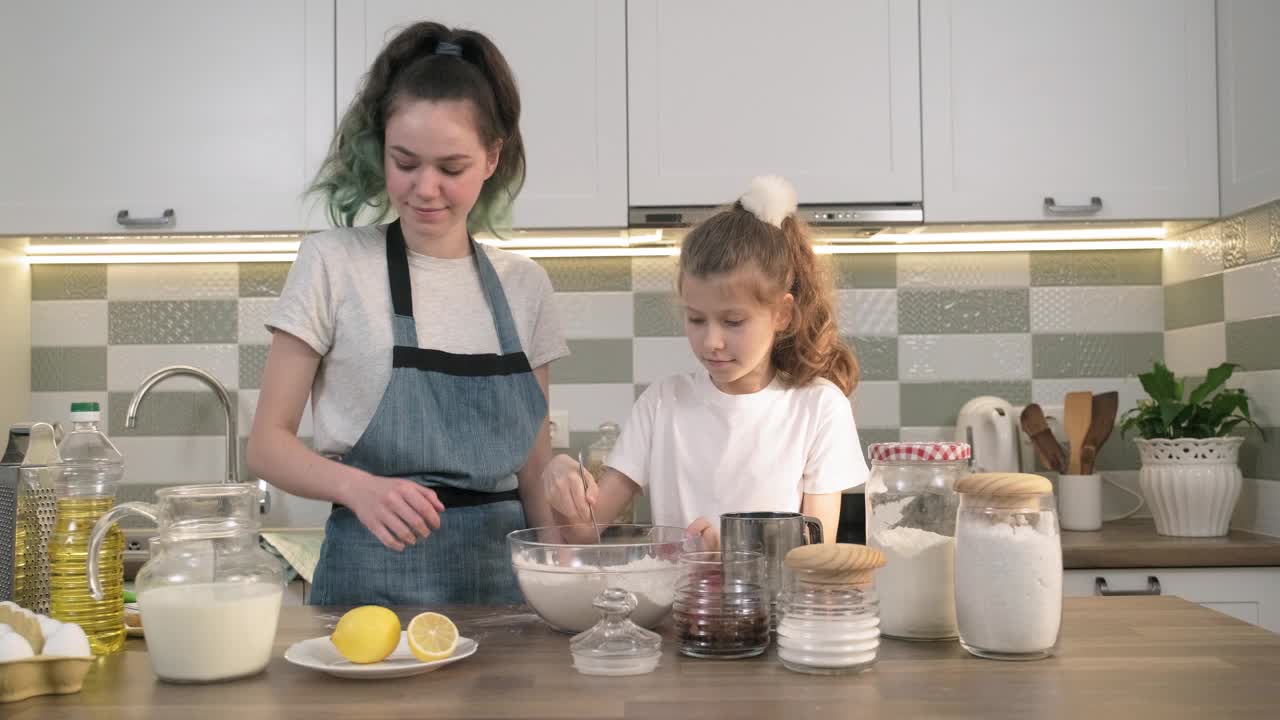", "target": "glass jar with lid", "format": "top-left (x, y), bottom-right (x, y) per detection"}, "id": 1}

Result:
top-left (864, 441), bottom-right (970, 640)
top-left (586, 422), bottom-right (635, 523)
top-left (954, 473), bottom-right (1062, 661)
top-left (776, 544), bottom-right (885, 674)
